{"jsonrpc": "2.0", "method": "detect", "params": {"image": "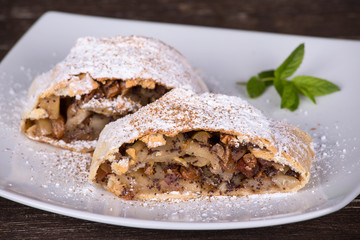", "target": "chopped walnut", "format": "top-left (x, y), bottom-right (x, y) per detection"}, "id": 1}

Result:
top-left (237, 153), bottom-right (259, 178)
top-left (220, 133), bottom-right (241, 147)
top-left (25, 78), bottom-right (169, 144)
top-left (94, 131), bottom-right (303, 199)
top-left (103, 81), bottom-right (122, 98)
top-left (141, 134), bottom-right (166, 148)
top-left (28, 108), bottom-right (49, 120)
top-left (111, 158), bottom-right (130, 175)
top-left (125, 79), bottom-right (156, 89)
